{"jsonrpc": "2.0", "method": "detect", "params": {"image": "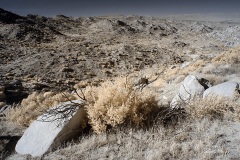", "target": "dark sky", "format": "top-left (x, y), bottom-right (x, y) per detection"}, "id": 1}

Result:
top-left (1, 0), bottom-right (240, 17)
